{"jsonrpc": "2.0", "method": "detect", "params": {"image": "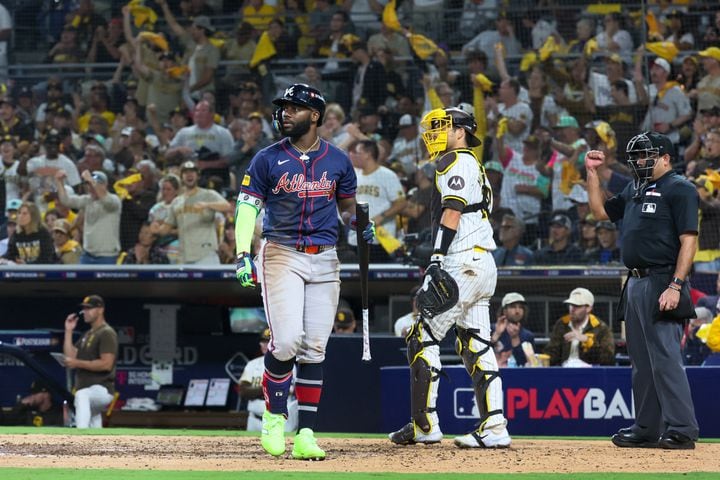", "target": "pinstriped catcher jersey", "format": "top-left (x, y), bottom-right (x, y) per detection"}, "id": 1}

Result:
top-left (431, 148), bottom-right (496, 252)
